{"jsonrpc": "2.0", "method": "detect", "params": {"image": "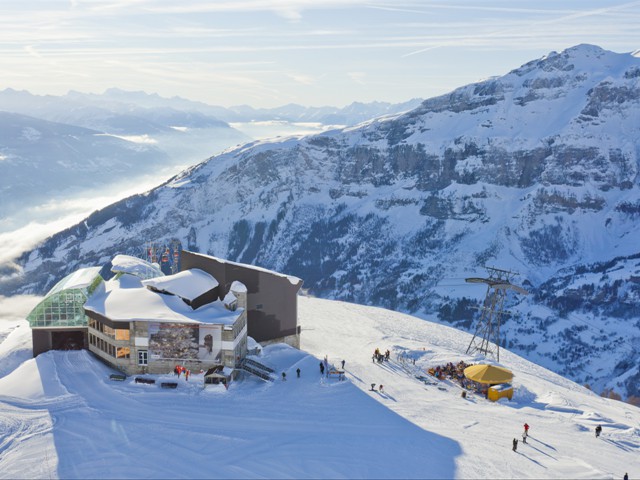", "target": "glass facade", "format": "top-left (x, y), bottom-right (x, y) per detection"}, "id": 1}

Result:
top-left (111, 255), bottom-right (164, 280)
top-left (27, 267), bottom-right (104, 329)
